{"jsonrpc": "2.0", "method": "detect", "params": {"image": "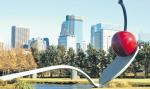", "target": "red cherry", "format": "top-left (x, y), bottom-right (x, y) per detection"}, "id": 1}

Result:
top-left (111, 31), bottom-right (137, 57)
